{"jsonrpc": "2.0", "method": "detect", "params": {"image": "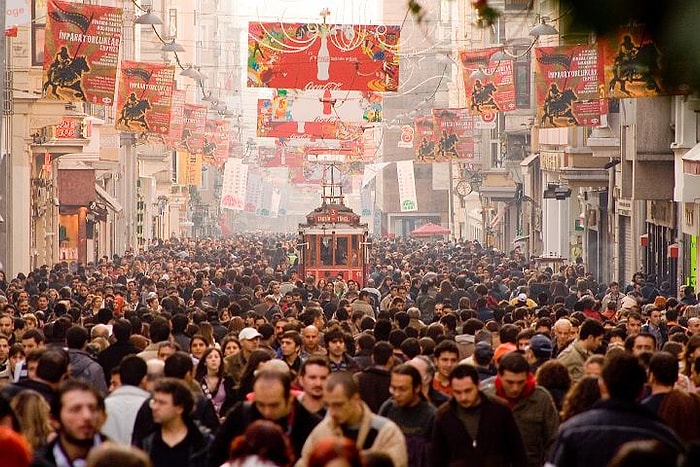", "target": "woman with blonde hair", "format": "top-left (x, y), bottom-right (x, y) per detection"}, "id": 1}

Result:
top-left (10, 390), bottom-right (54, 450)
